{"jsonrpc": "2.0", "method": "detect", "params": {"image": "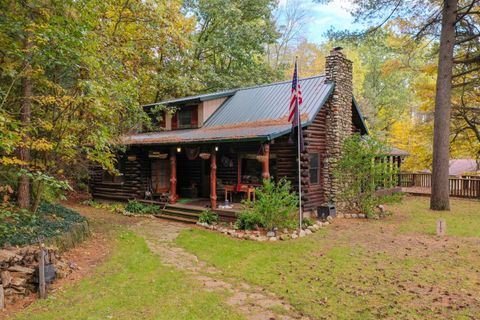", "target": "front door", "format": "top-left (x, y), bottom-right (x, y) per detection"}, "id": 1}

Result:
top-left (151, 159), bottom-right (170, 193)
